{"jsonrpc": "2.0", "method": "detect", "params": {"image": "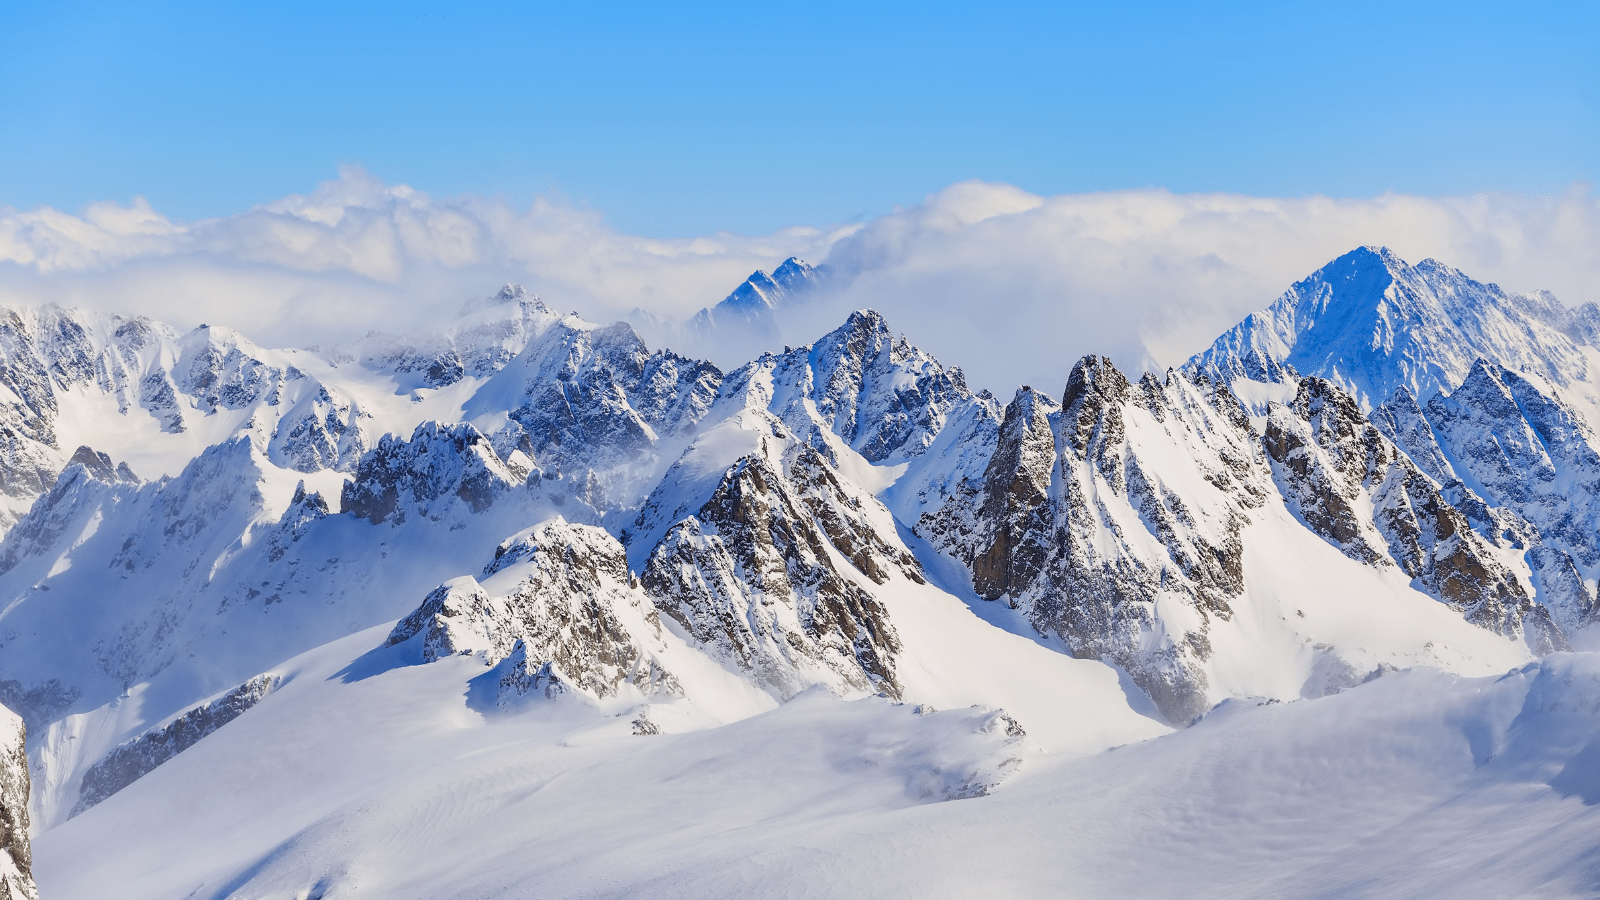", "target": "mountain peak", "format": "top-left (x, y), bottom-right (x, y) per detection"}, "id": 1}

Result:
top-left (771, 257), bottom-right (819, 292)
top-left (1186, 247), bottom-right (1595, 415)
top-left (688, 257), bottom-right (828, 347)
